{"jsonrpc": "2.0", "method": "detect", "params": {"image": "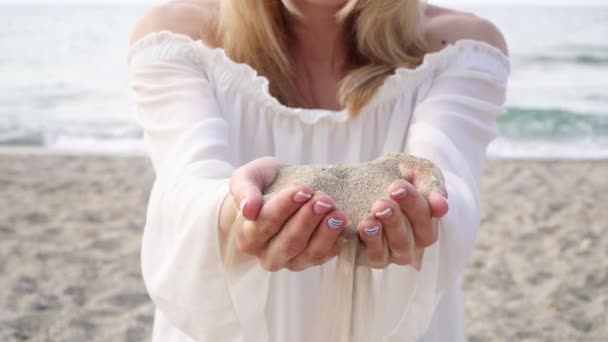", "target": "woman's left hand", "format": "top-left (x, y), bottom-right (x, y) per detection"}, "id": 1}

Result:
top-left (358, 167), bottom-right (449, 269)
